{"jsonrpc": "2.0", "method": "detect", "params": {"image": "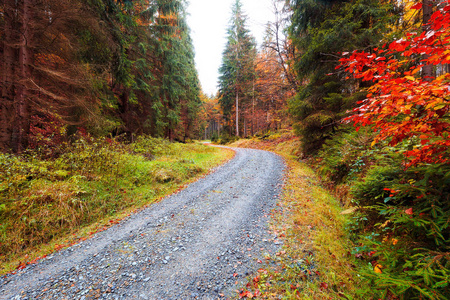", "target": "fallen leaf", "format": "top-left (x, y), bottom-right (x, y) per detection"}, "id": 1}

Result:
top-left (374, 264), bottom-right (383, 274)
top-left (239, 290), bottom-right (254, 299)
